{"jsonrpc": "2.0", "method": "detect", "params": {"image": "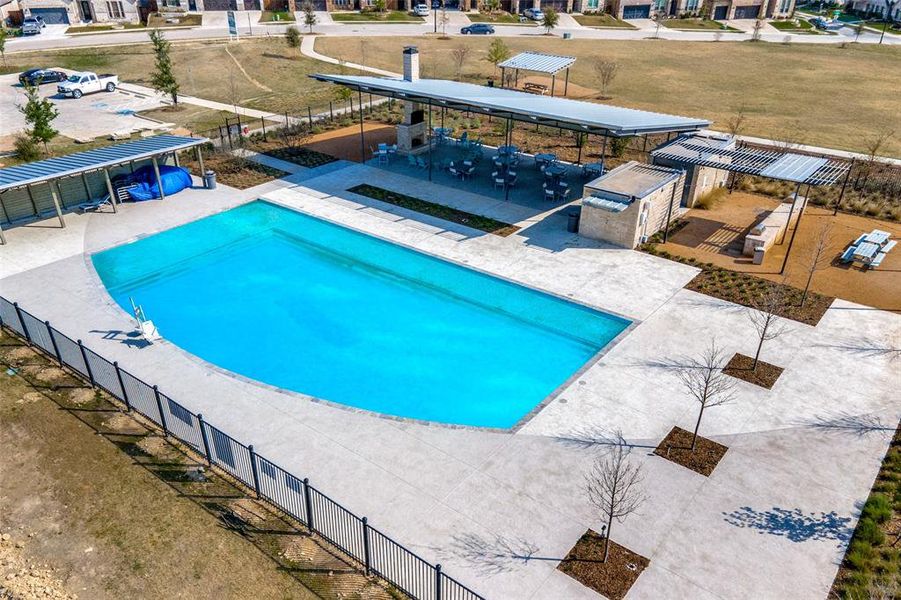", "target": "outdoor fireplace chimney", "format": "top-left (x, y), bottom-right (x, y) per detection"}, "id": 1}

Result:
top-left (403, 46), bottom-right (420, 82)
